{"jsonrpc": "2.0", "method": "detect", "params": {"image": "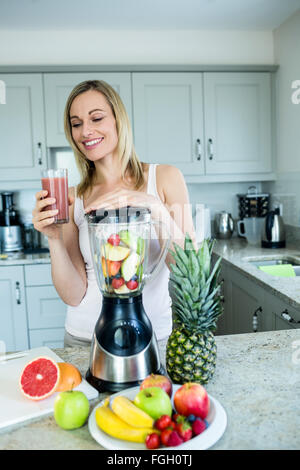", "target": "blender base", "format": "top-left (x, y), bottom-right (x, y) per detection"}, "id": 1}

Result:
top-left (86, 364), bottom-right (166, 393)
